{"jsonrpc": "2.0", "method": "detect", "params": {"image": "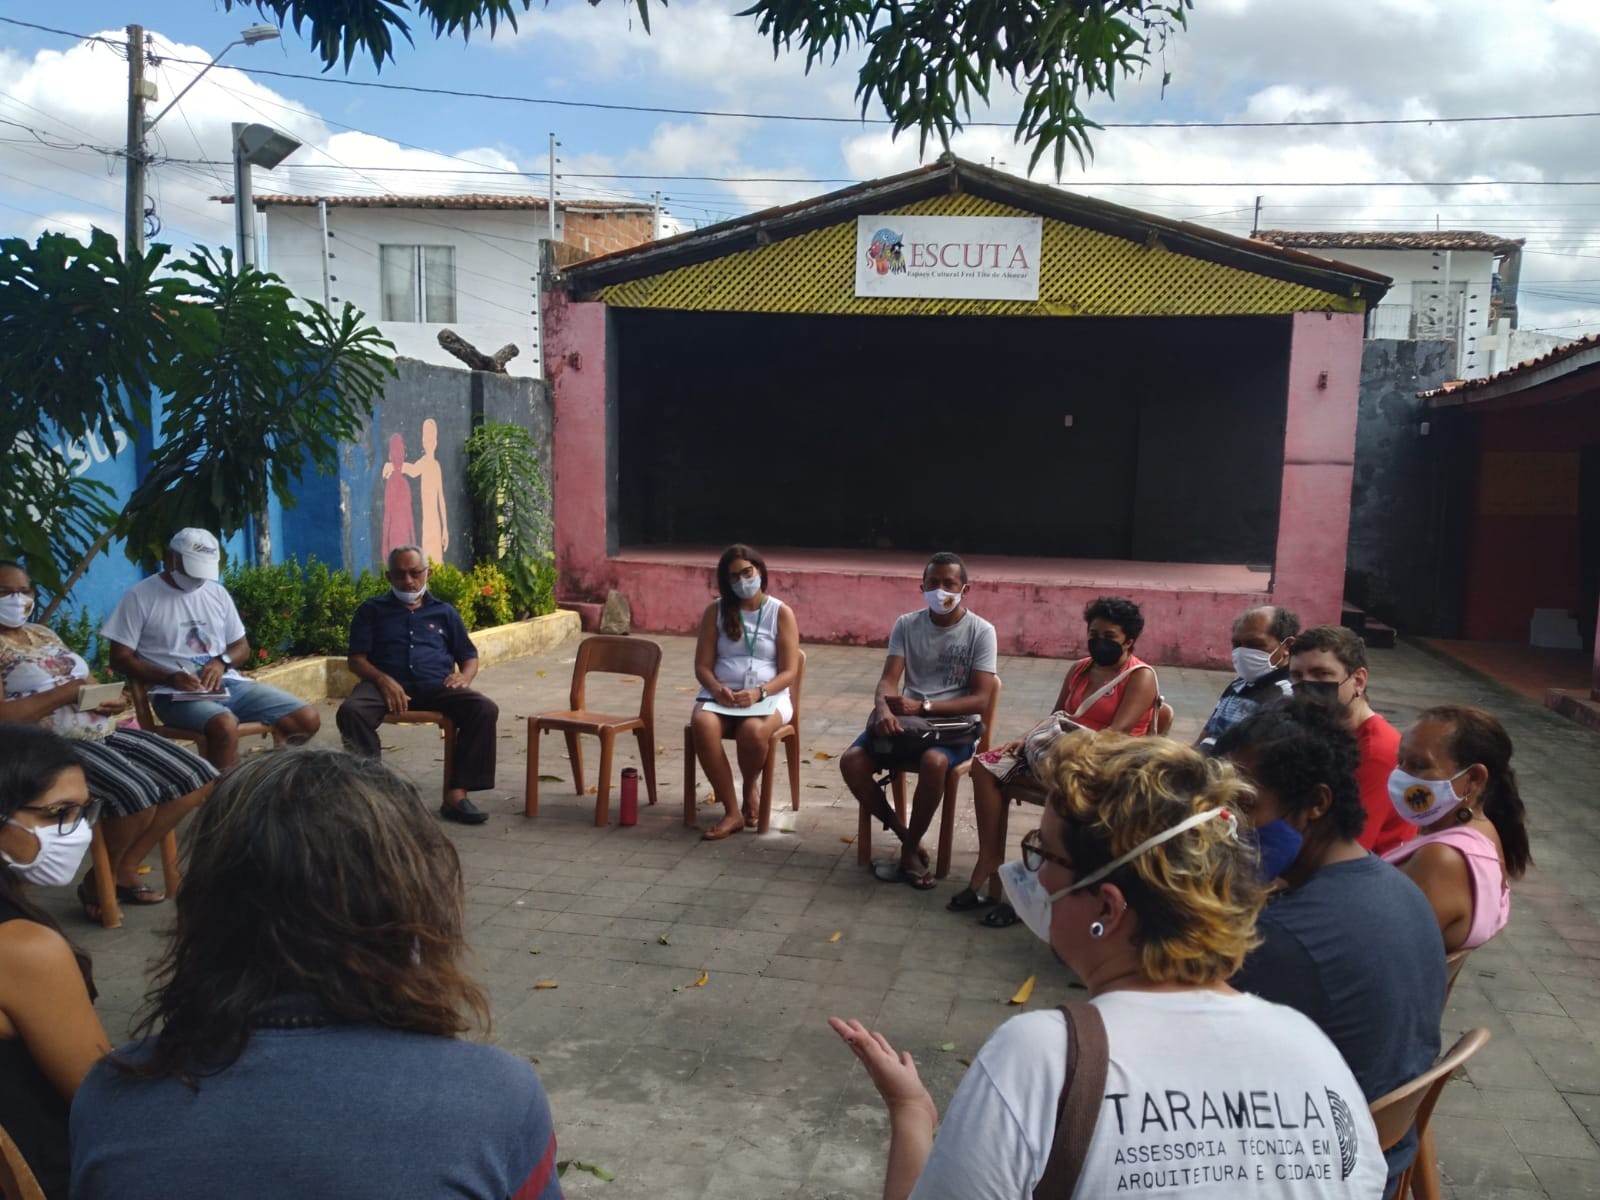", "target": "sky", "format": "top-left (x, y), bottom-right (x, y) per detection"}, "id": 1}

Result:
top-left (4, 0), bottom-right (1600, 340)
